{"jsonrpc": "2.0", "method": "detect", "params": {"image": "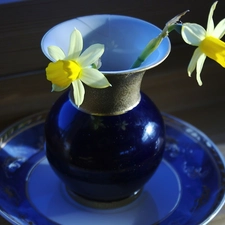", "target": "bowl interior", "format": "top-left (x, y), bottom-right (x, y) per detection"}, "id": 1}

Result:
top-left (41, 14), bottom-right (171, 73)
